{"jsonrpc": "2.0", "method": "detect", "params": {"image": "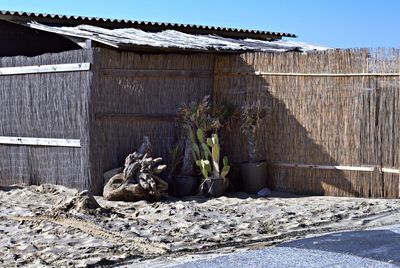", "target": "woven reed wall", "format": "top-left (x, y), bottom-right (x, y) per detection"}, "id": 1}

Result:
top-left (2, 47), bottom-right (398, 198)
top-left (89, 48), bottom-right (215, 193)
top-left (0, 49), bottom-right (93, 190)
top-left (214, 48), bottom-right (400, 198)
